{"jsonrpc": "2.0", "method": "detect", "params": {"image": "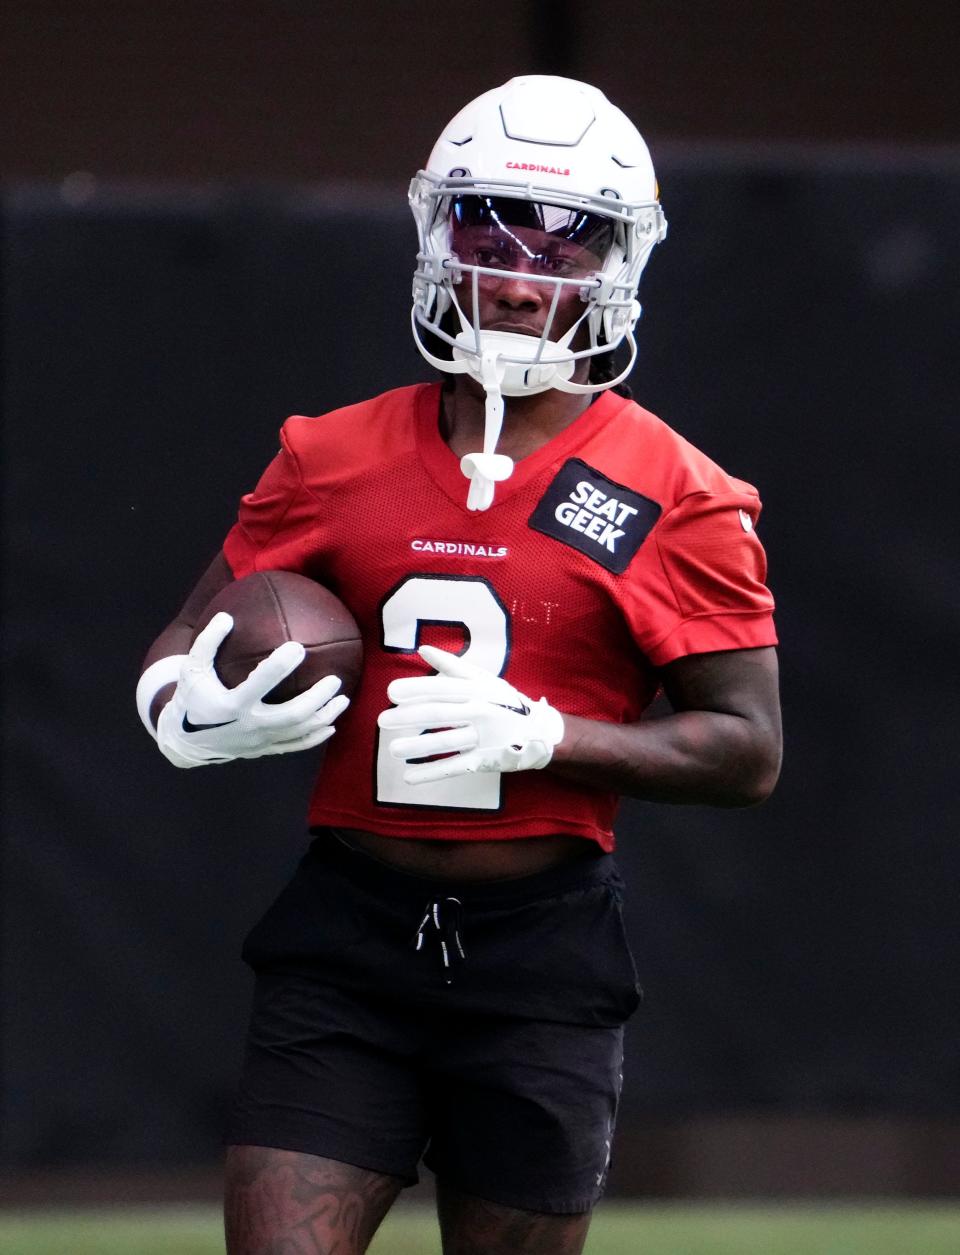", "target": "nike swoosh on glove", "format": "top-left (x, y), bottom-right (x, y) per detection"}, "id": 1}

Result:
top-left (156, 612), bottom-right (350, 768)
top-left (377, 645), bottom-right (564, 784)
